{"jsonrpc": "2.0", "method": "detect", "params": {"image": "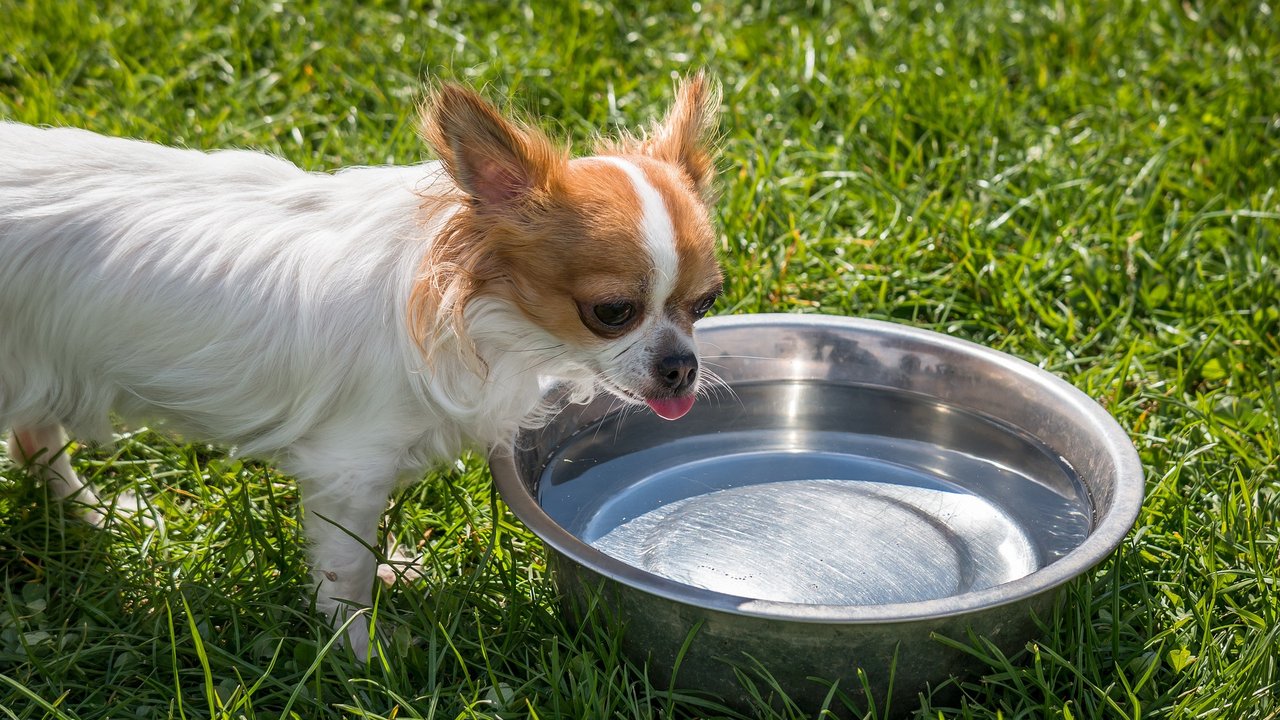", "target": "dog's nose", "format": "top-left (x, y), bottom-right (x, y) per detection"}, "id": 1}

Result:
top-left (655, 352), bottom-right (698, 394)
